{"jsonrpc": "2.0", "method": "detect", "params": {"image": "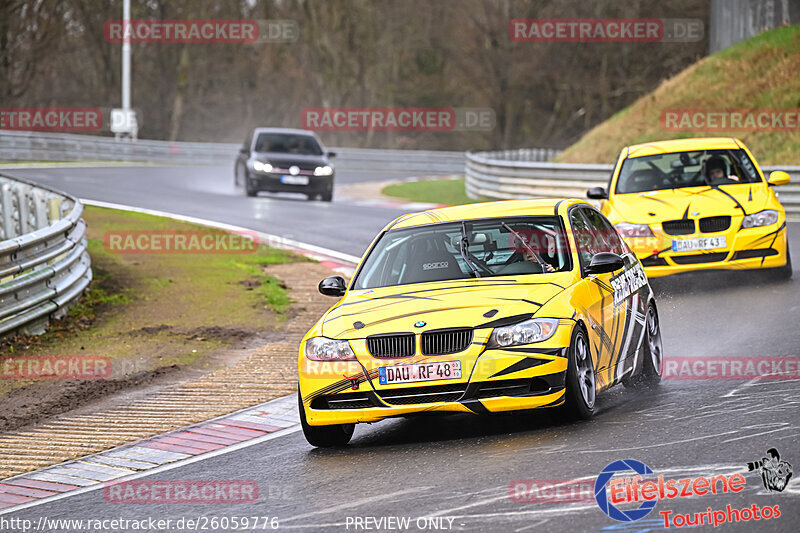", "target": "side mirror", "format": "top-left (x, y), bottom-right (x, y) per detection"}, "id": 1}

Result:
top-left (327, 151), bottom-right (337, 158)
top-left (587, 187), bottom-right (608, 200)
top-left (768, 170), bottom-right (790, 187)
top-left (240, 146), bottom-right (249, 155)
top-left (318, 275), bottom-right (347, 297)
top-left (585, 252), bottom-right (624, 275)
